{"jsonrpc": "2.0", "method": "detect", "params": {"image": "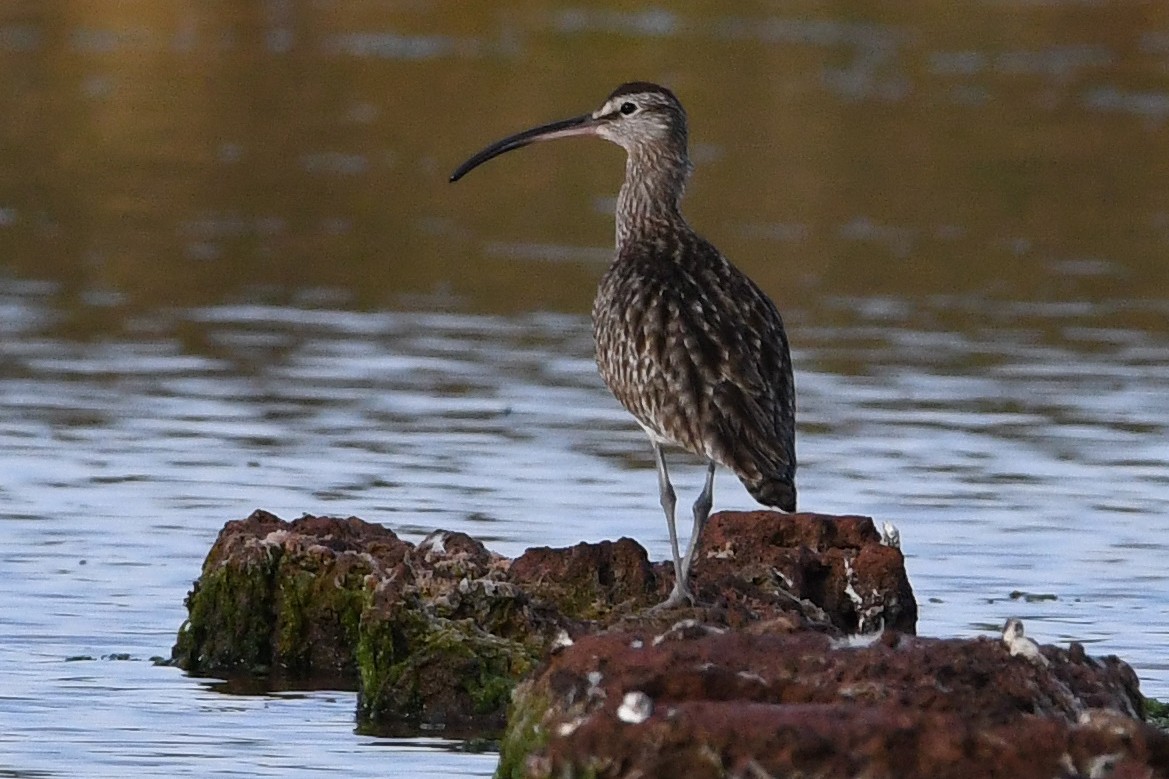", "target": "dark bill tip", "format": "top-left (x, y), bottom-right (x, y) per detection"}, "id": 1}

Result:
top-left (449, 113), bottom-right (599, 183)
